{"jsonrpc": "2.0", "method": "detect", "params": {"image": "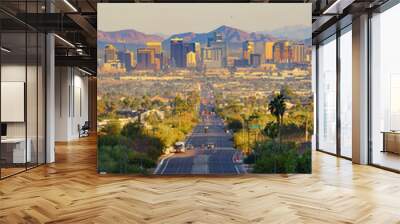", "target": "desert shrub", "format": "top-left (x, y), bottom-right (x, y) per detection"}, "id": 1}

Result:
top-left (227, 119), bottom-right (243, 132)
top-left (252, 140), bottom-right (311, 173)
top-left (128, 152), bottom-right (157, 169)
top-left (101, 119), bottom-right (121, 135)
